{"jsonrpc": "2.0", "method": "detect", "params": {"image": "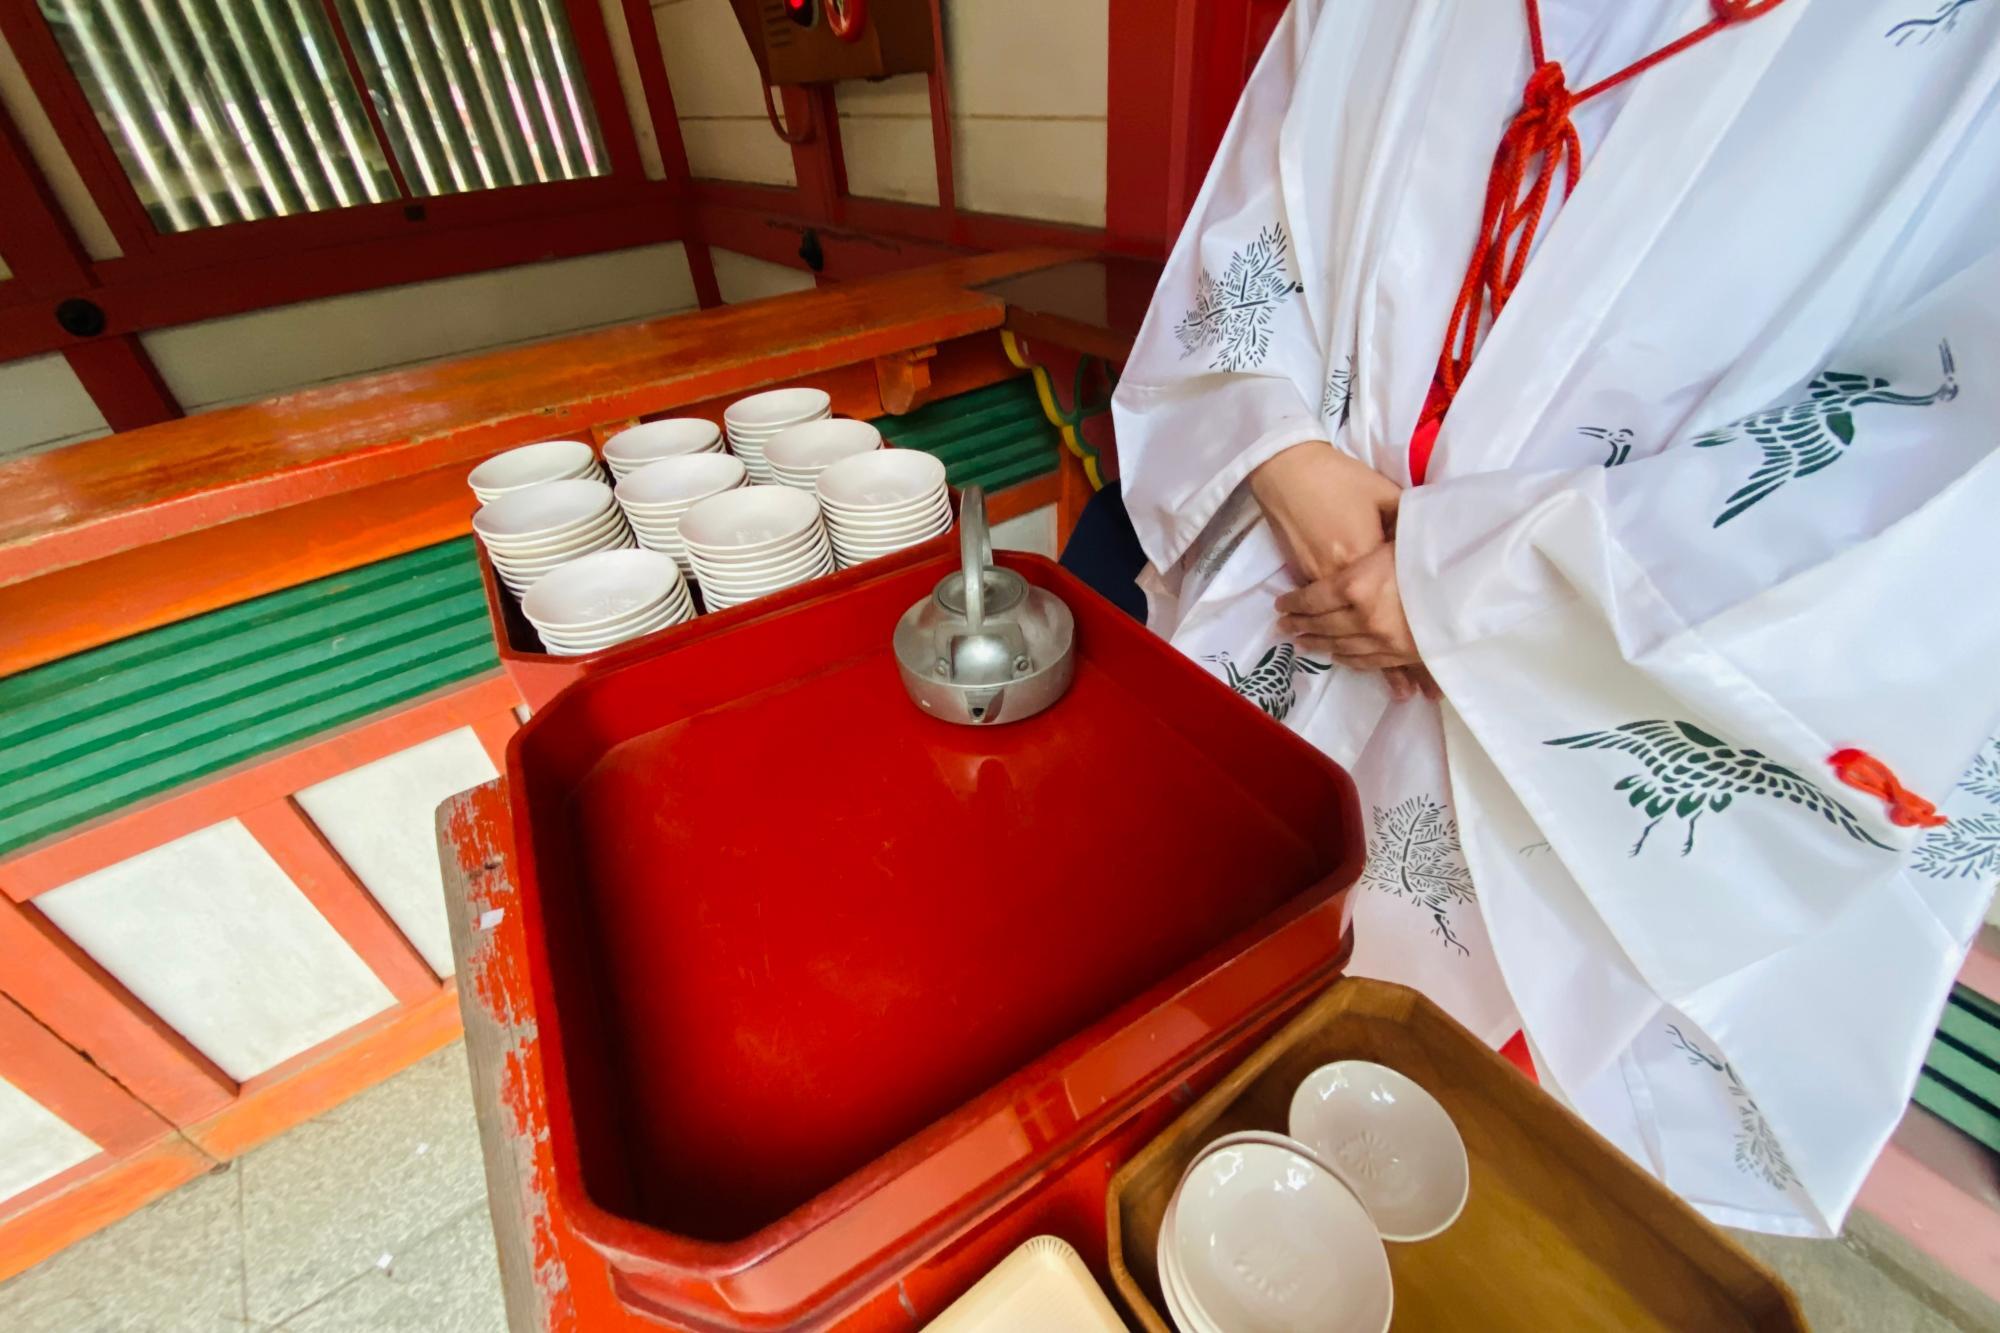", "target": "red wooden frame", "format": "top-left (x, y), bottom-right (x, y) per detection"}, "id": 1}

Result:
top-left (0, 0), bottom-right (1270, 427)
top-left (0, 0), bottom-right (651, 269)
